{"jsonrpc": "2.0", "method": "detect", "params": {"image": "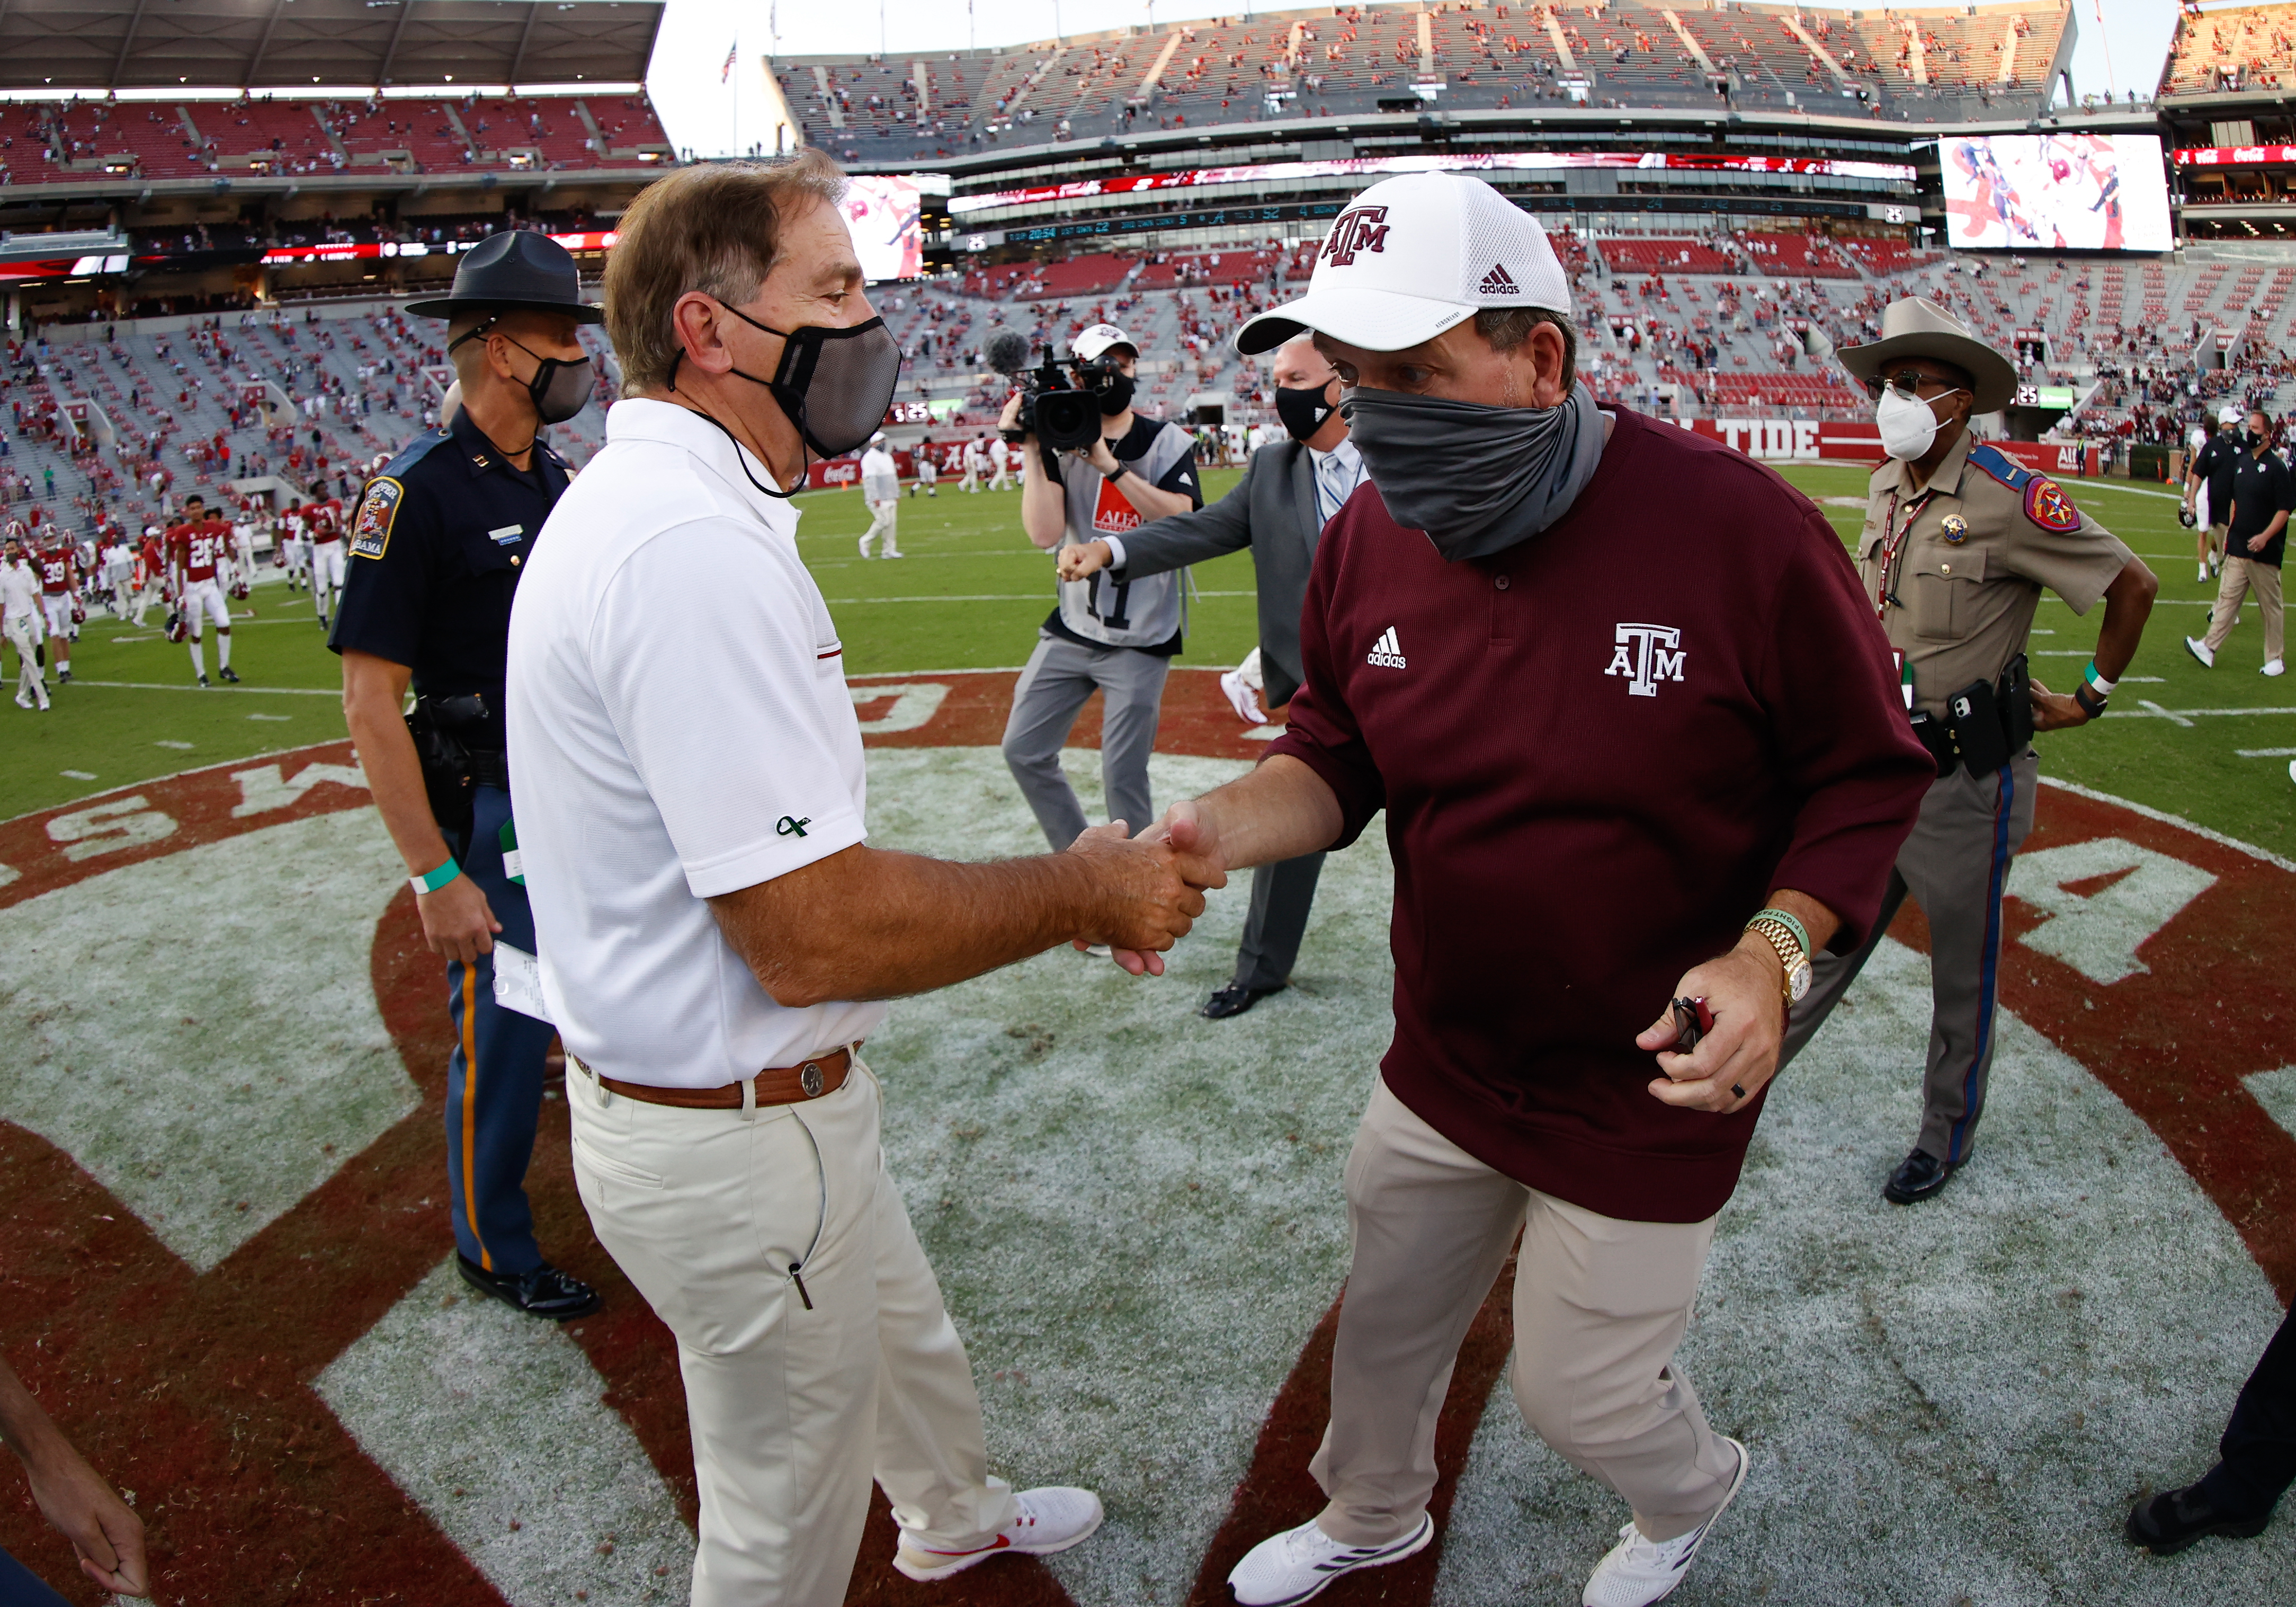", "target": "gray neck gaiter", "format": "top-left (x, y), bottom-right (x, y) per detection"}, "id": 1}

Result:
top-left (1341, 379), bottom-right (1606, 562)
